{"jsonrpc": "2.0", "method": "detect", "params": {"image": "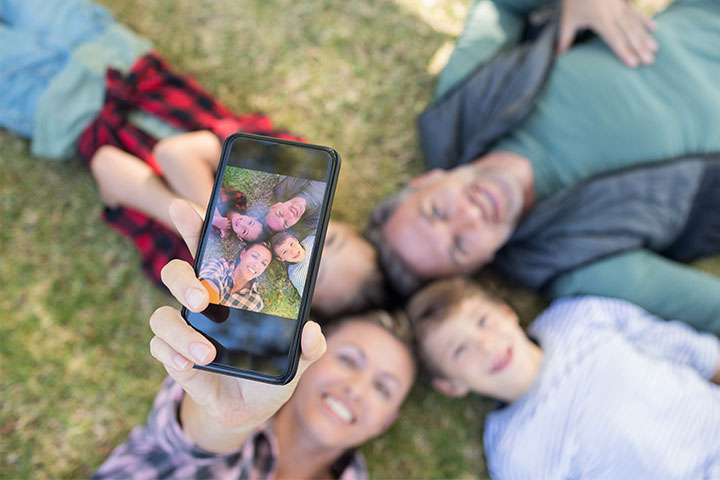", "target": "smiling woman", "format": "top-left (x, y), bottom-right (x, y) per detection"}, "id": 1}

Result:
top-left (92, 309), bottom-right (416, 480)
